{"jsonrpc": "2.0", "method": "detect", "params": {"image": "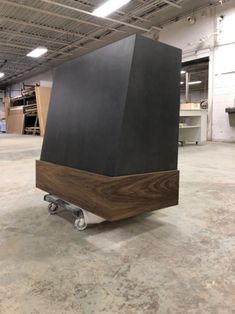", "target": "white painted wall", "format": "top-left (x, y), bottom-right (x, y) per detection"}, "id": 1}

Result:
top-left (159, 0), bottom-right (235, 142)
